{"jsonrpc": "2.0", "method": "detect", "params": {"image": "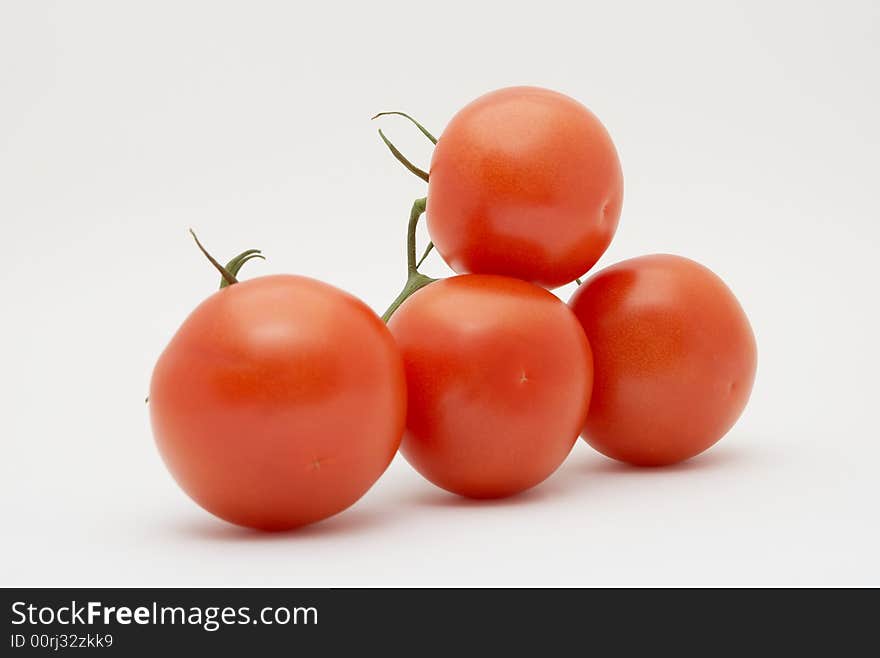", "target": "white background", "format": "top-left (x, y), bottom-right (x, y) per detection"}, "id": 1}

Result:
top-left (2, 0), bottom-right (878, 586)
